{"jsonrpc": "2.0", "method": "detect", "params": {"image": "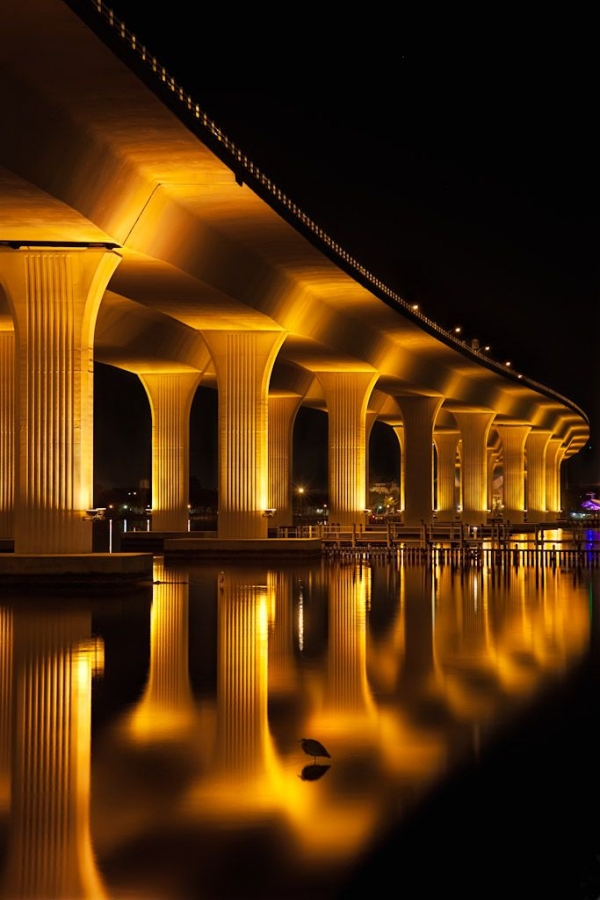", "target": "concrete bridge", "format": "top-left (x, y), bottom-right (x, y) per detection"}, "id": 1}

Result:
top-left (0, 0), bottom-right (589, 560)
